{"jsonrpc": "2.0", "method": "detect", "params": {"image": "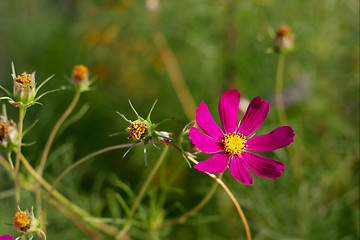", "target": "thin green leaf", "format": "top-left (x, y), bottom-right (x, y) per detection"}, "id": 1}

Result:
top-left (34, 88), bottom-right (60, 102)
top-left (0, 85), bottom-right (11, 97)
top-left (143, 144), bottom-right (148, 167)
top-left (59, 104), bottom-right (90, 135)
top-left (22, 119), bottom-right (39, 137)
top-left (128, 100), bottom-right (143, 120)
top-left (122, 142), bottom-right (137, 159)
top-left (0, 97), bottom-right (13, 101)
top-left (11, 61), bottom-right (16, 76)
top-left (109, 131), bottom-right (127, 137)
top-left (21, 141), bottom-right (37, 147)
top-left (116, 112), bottom-right (130, 122)
top-left (35, 74), bottom-right (55, 94)
top-left (146, 99), bottom-right (158, 123)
